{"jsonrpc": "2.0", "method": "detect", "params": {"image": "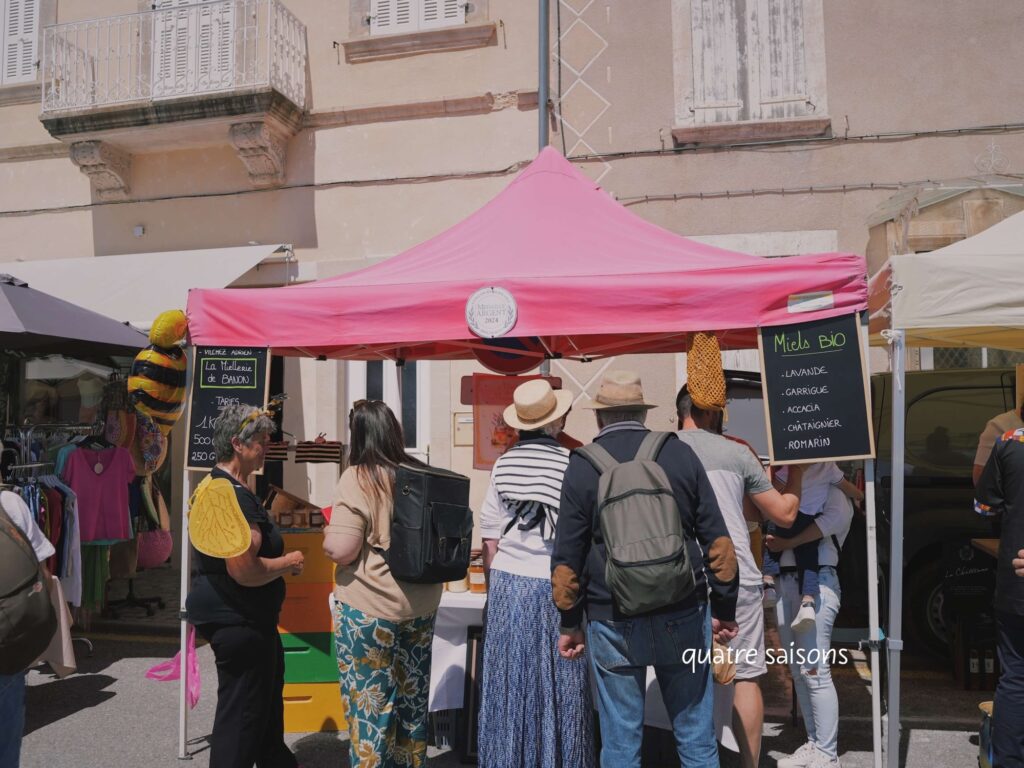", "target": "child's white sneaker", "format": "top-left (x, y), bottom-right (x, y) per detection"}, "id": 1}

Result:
top-left (791, 600), bottom-right (817, 632)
